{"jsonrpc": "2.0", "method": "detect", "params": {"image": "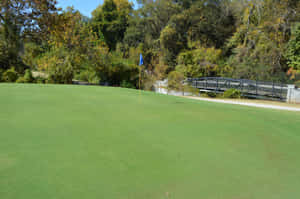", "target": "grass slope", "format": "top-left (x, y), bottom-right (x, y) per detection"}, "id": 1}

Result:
top-left (0, 83), bottom-right (300, 199)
